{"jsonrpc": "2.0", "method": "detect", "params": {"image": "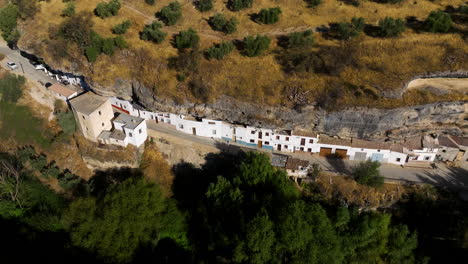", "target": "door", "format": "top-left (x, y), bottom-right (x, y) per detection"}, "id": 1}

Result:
top-left (335, 149), bottom-right (348, 159)
top-left (300, 138), bottom-right (306, 146)
top-left (319, 148), bottom-right (332, 157)
top-left (277, 144), bottom-right (282, 151)
top-left (371, 153), bottom-right (384, 162)
top-left (258, 132), bottom-right (262, 139)
top-left (354, 152), bottom-right (367, 161)
top-left (192, 128), bottom-right (196, 135)
top-left (258, 141), bottom-right (262, 148)
top-left (232, 128), bottom-right (236, 142)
